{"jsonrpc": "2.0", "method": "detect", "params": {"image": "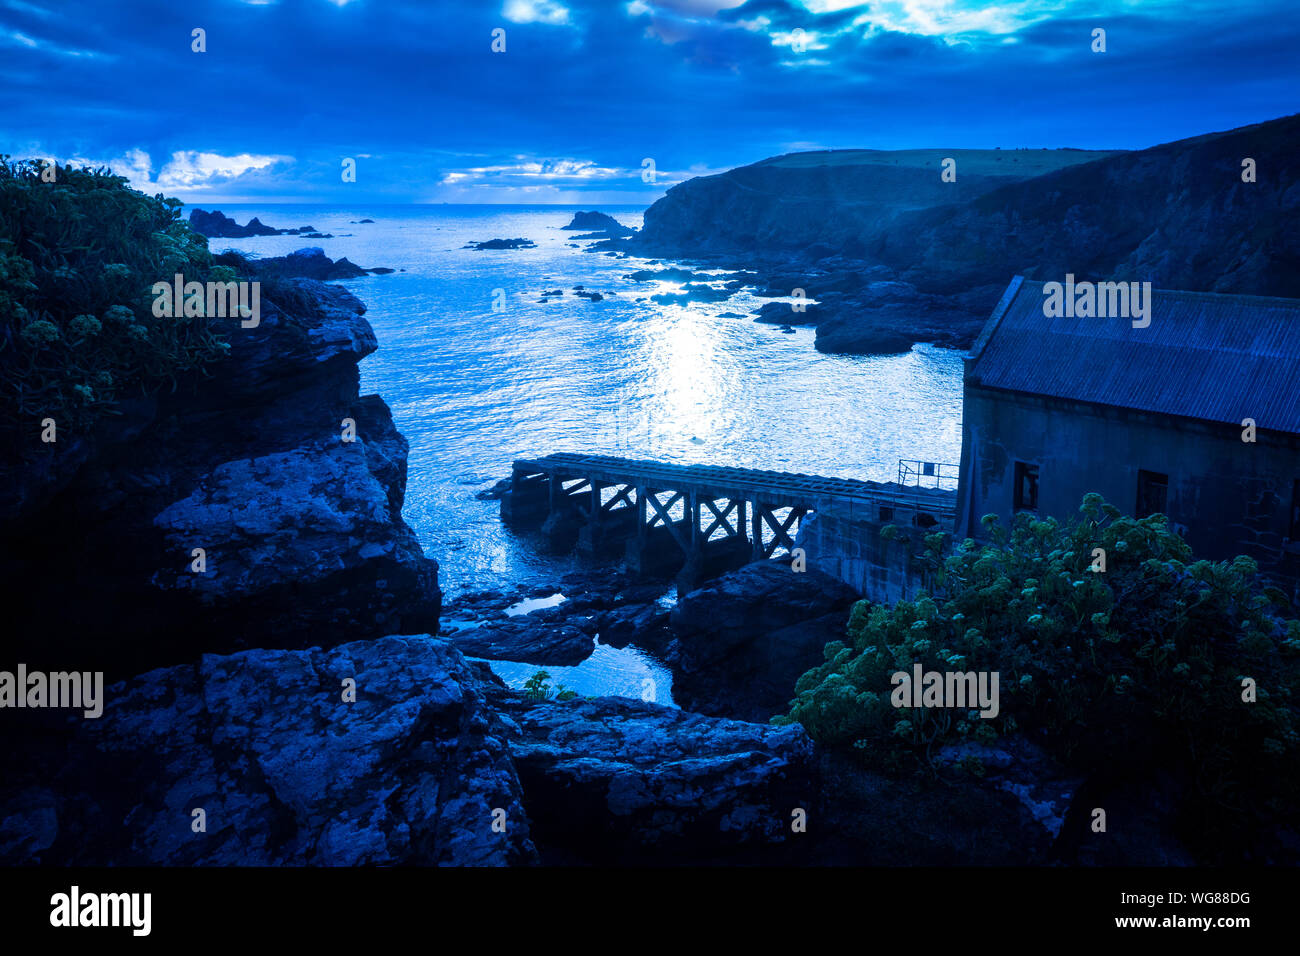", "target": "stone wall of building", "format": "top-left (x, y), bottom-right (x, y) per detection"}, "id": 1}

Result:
top-left (956, 385), bottom-right (1300, 596)
top-left (795, 494), bottom-right (952, 604)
